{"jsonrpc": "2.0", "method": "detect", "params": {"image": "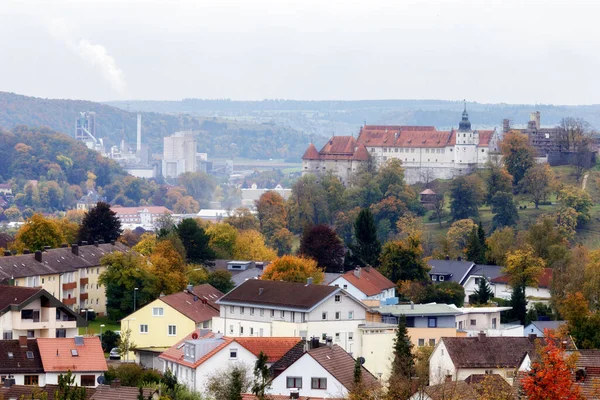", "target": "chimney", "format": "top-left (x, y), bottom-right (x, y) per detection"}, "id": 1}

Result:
top-left (478, 331), bottom-right (486, 342)
top-left (18, 336), bottom-right (28, 348)
top-left (365, 265), bottom-right (371, 272)
top-left (34, 251), bottom-right (42, 263)
top-left (71, 244), bottom-right (79, 256)
top-left (110, 378), bottom-right (121, 388)
top-left (445, 255), bottom-right (450, 261)
top-left (61, 243), bottom-right (68, 248)
top-left (310, 336), bottom-right (320, 350)
top-left (410, 301), bottom-right (414, 310)
top-left (502, 119), bottom-right (510, 134)
top-left (43, 246), bottom-right (51, 251)
top-left (23, 249), bottom-right (30, 255)
top-left (306, 277), bottom-right (313, 285)
top-left (186, 284), bottom-right (194, 292)
top-left (137, 114), bottom-right (142, 152)
top-left (457, 256), bottom-right (462, 261)
top-left (354, 267), bottom-right (361, 278)
top-left (528, 333), bottom-right (537, 342)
